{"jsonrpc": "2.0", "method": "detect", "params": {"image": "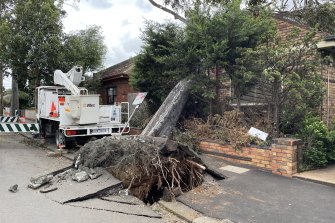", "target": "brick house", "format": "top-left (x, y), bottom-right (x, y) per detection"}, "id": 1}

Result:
top-left (217, 14), bottom-right (335, 124)
top-left (98, 14), bottom-right (335, 123)
top-left (264, 14), bottom-right (334, 124)
top-left (98, 58), bottom-right (137, 105)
